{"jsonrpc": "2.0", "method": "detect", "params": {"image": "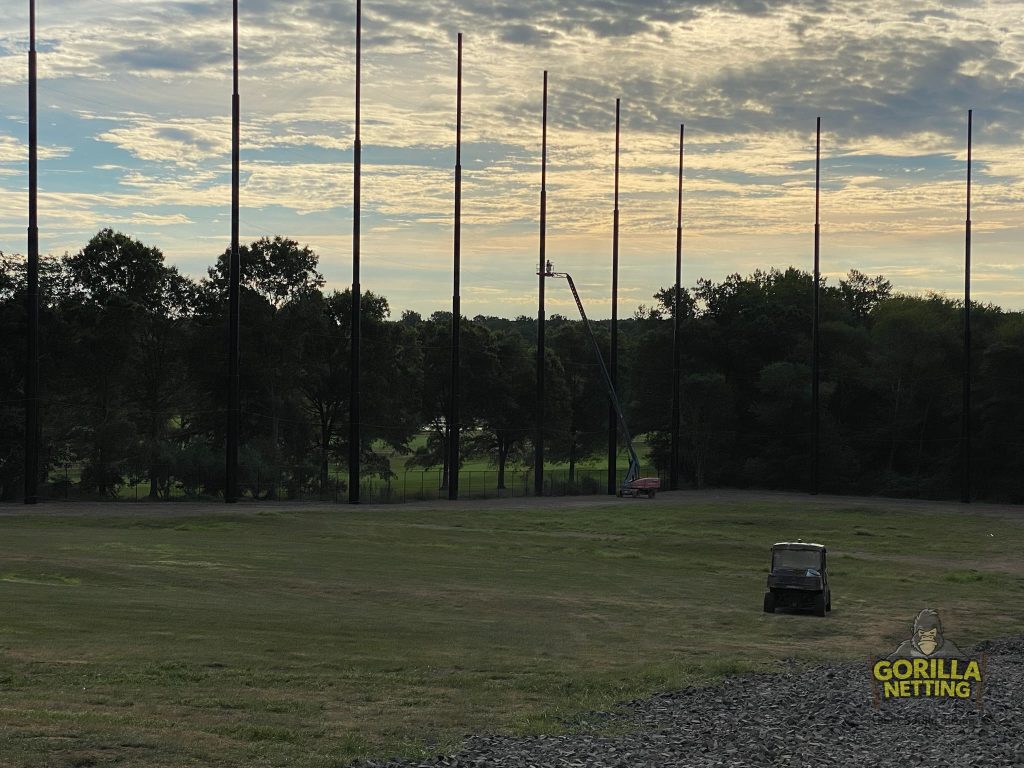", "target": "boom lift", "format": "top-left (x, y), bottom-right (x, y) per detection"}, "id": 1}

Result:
top-left (541, 261), bottom-right (661, 498)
